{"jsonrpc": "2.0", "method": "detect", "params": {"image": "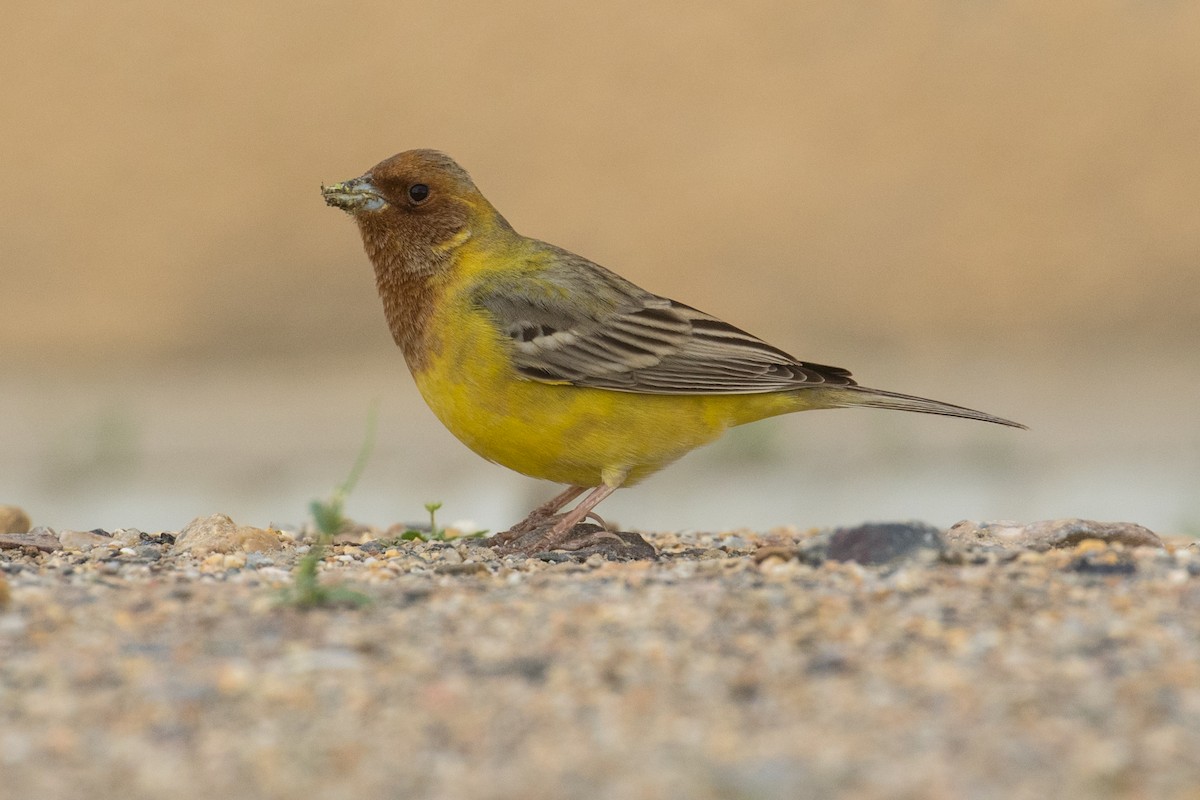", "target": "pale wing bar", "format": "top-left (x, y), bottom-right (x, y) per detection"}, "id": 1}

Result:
top-left (494, 297), bottom-right (855, 395)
